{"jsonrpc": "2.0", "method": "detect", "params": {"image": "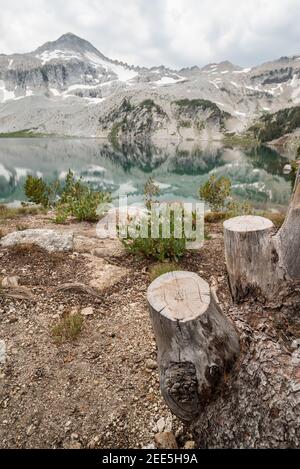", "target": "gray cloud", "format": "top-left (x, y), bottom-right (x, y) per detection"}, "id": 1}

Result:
top-left (0, 0), bottom-right (299, 69)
